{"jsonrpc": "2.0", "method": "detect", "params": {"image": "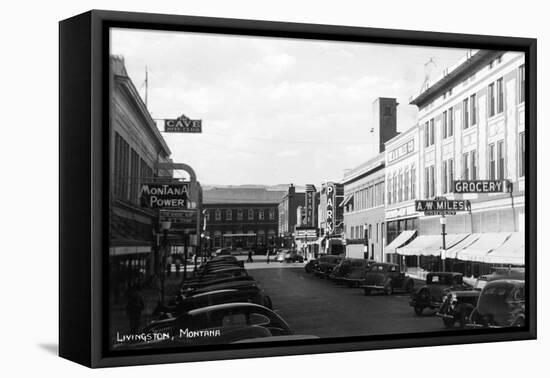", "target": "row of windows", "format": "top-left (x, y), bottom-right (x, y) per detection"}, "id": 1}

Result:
top-left (387, 167), bottom-right (416, 205)
top-left (346, 222), bottom-right (380, 244)
top-left (424, 133), bottom-right (525, 199)
top-left (205, 208), bottom-right (276, 222)
top-left (346, 181), bottom-right (384, 213)
top-left (113, 132), bottom-right (154, 204)
top-left (427, 65), bottom-right (525, 144)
